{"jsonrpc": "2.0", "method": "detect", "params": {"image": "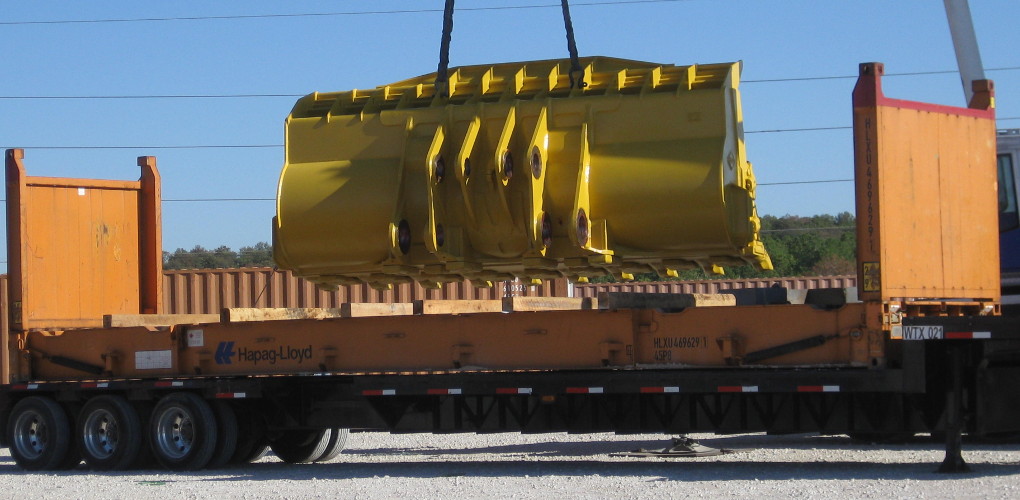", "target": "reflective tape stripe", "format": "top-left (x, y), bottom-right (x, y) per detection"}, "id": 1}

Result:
top-left (946, 331), bottom-right (992, 339)
top-left (154, 381), bottom-right (184, 388)
top-left (718, 385), bottom-right (758, 393)
top-left (362, 389), bottom-right (396, 396)
top-left (496, 387), bottom-right (533, 395)
top-left (640, 386), bottom-right (680, 393)
top-left (215, 392), bottom-right (247, 399)
top-left (80, 382), bottom-right (110, 389)
top-left (427, 388), bottom-right (462, 395)
top-left (566, 387), bottom-right (604, 394)
top-left (797, 385), bottom-right (840, 393)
